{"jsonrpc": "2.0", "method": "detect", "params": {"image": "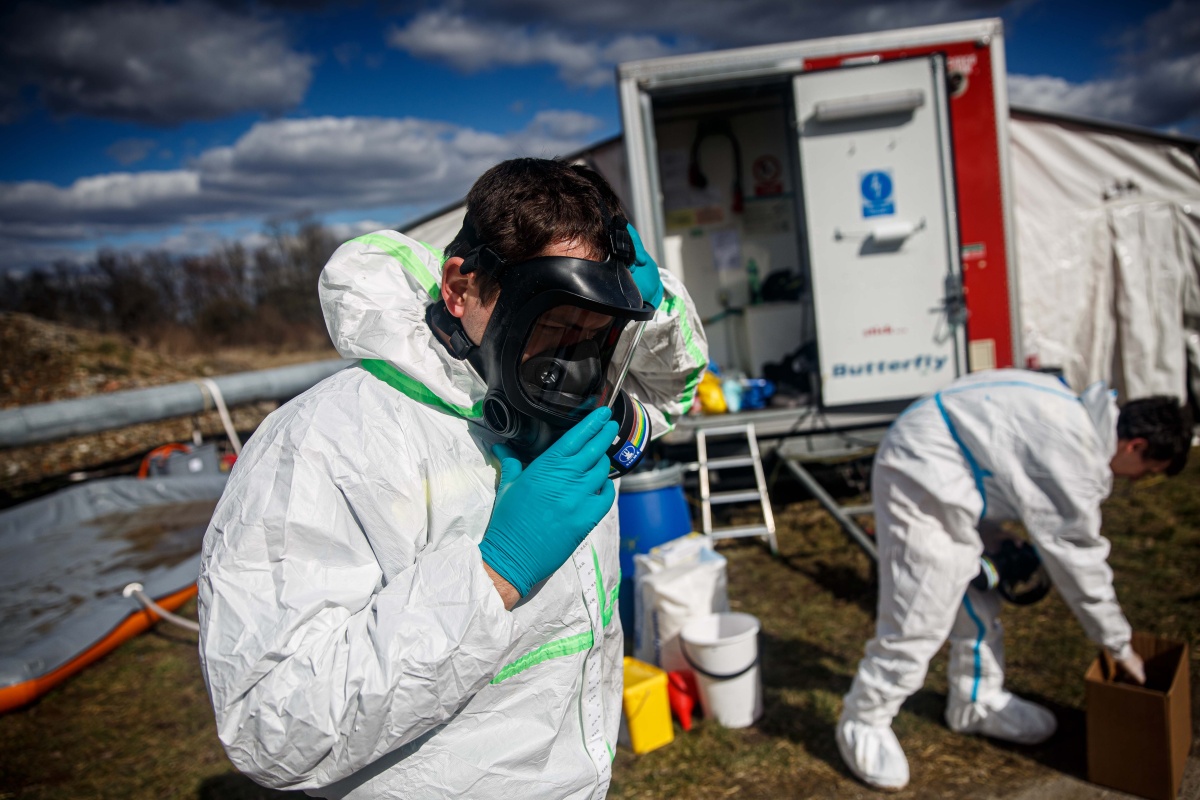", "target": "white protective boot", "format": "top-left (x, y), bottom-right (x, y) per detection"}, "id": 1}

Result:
top-left (946, 691), bottom-right (1057, 745)
top-left (836, 716), bottom-right (910, 791)
top-left (946, 588), bottom-right (1056, 745)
